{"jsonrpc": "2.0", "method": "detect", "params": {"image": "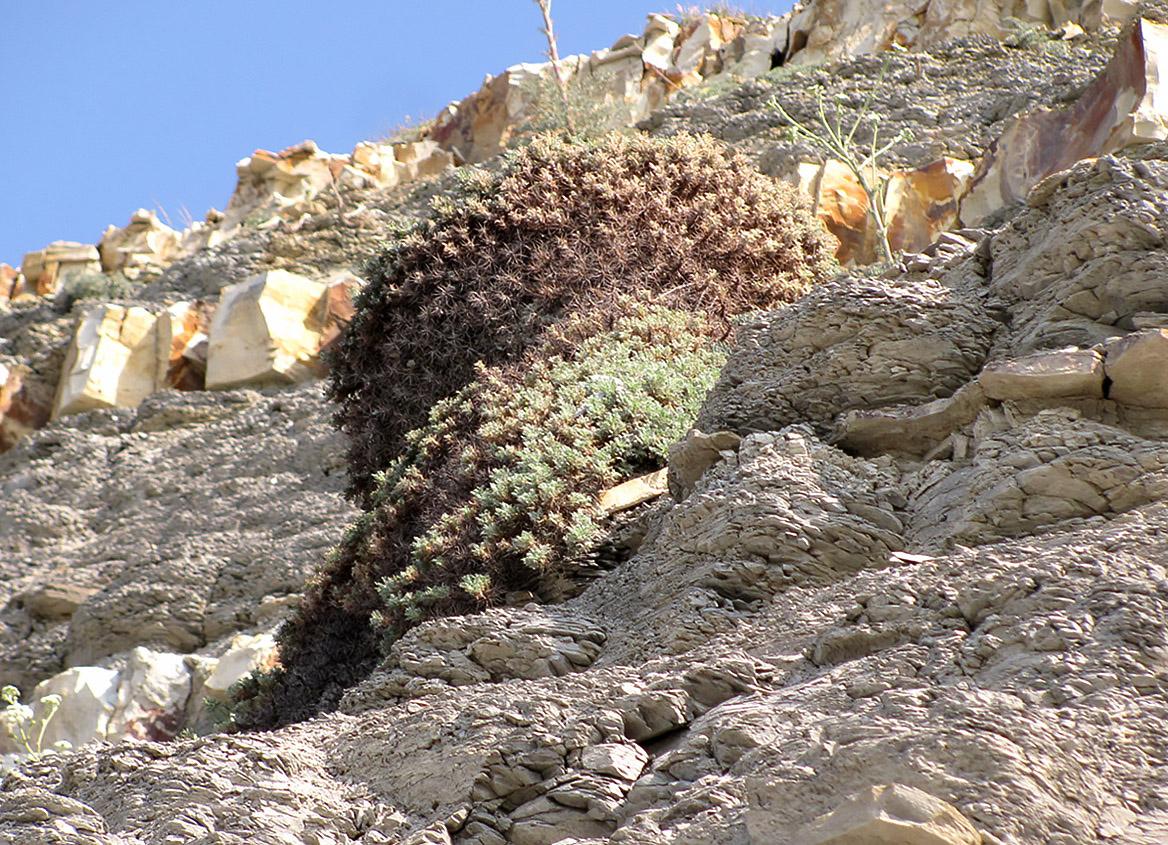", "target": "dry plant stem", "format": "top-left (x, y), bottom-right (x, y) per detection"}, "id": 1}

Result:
top-left (770, 66), bottom-right (908, 264)
top-left (534, 0), bottom-right (575, 135)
